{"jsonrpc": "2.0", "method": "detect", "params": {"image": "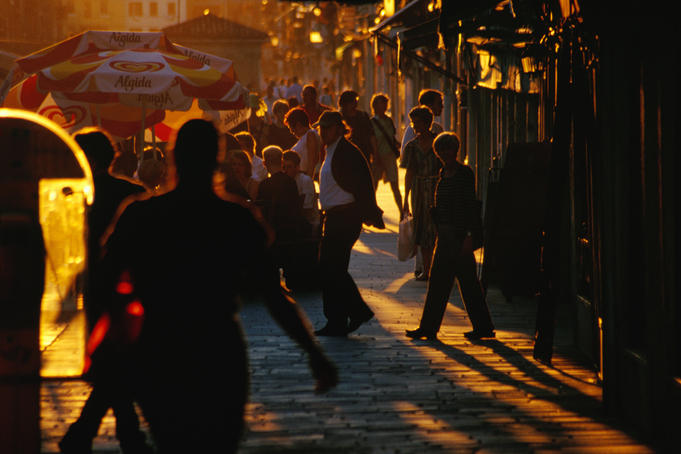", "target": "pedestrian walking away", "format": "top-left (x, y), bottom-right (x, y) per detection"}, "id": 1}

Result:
top-left (406, 132), bottom-right (495, 341)
top-left (339, 90), bottom-right (378, 164)
top-left (99, 119), bottom-right (337, 453)
top-left (313, 110), bottom-right (385, 337)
